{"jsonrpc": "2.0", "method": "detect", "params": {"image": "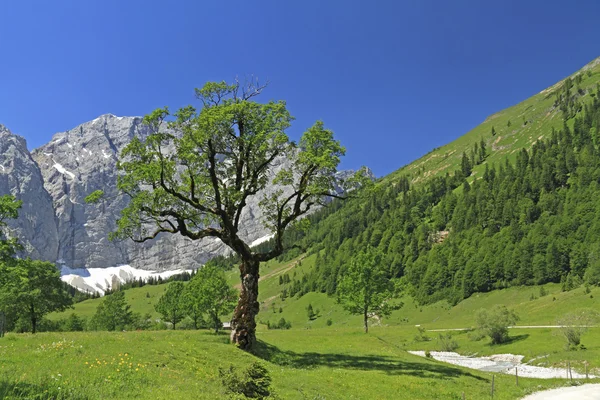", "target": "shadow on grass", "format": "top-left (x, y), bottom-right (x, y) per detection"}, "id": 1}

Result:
top-left (491, 334), bottom-right (530, 346)
top-left (250, 340), bottom-right (488, 381)
top-left (0, 380), bottom-right (88, 400)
